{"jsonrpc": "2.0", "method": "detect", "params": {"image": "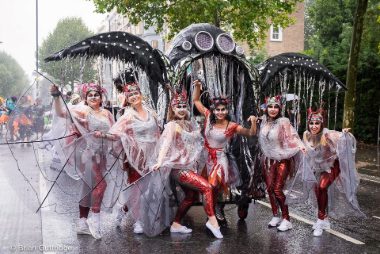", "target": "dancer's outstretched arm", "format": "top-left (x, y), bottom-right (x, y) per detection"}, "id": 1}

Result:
top-left (236, 116), bottom-right (258, 137)
top-left (192, 80), bottom-right (207, 116)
